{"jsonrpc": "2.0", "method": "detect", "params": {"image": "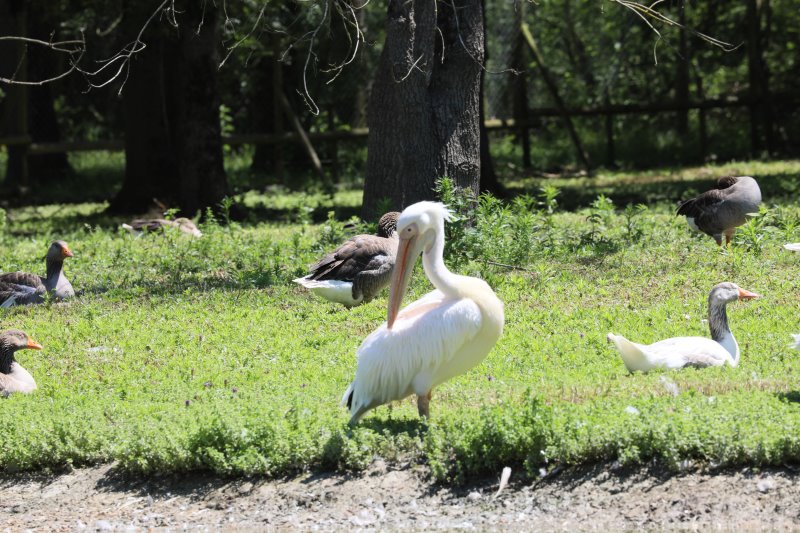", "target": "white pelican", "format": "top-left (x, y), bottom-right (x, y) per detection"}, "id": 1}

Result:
top-left (676, 176), bottom-right (761, 246)
top-left (294, 212), bottom-right (400, 307)
top-left (0, 241), bottom-right (74, 308)
top-left (0, 329), bottom-right (42, 394)
top-left (341, 202), bottom-right (504, 424)
top-left (607, 282), bottom-right (759, 372)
